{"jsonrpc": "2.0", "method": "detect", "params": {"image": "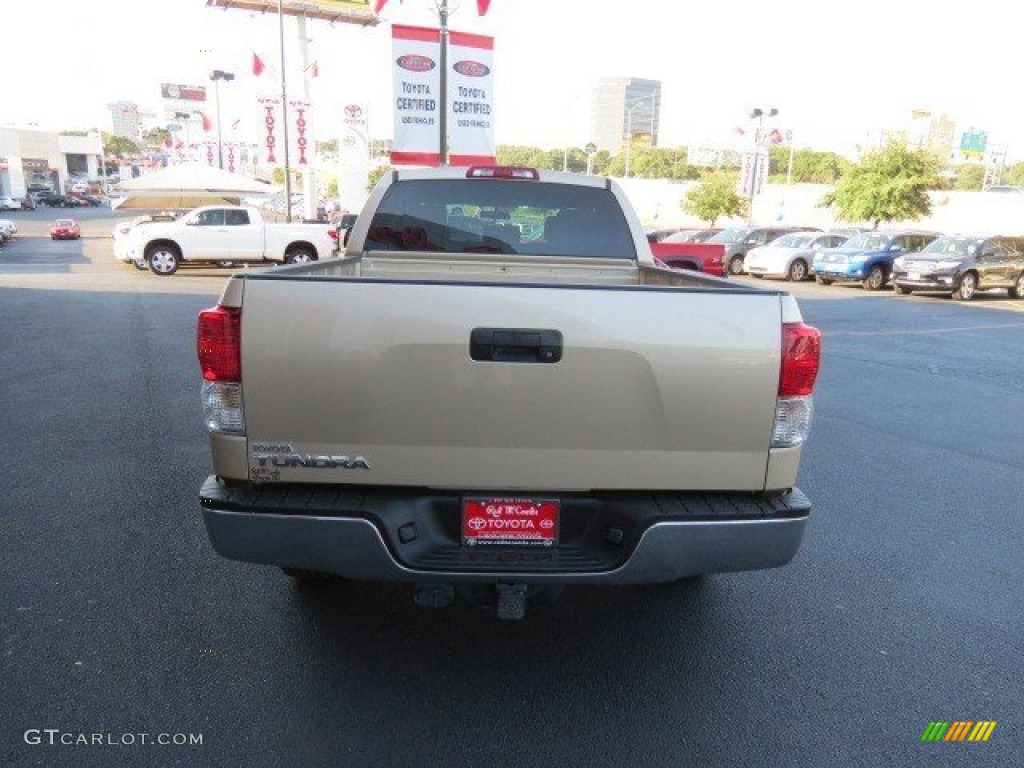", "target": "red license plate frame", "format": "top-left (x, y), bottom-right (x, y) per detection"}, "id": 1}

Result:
top-left (461, 498), bottom-right (560, 547)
